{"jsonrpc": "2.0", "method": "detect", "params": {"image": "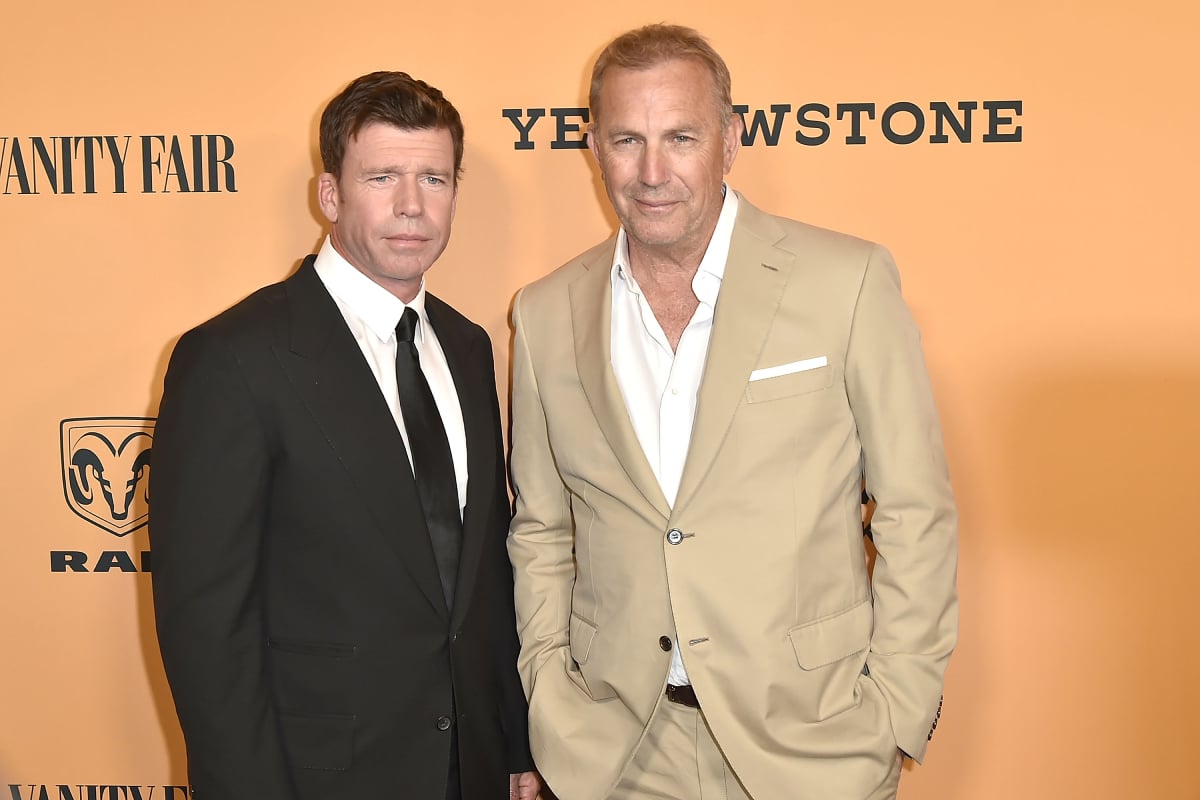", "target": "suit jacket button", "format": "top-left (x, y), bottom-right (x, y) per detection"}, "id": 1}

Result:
top-left (436, 715), bottom-right (452, 731)
top-left (659, 636), bottom-right (673, 652)
top-left (666, 528), bottom-right (684, 545)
